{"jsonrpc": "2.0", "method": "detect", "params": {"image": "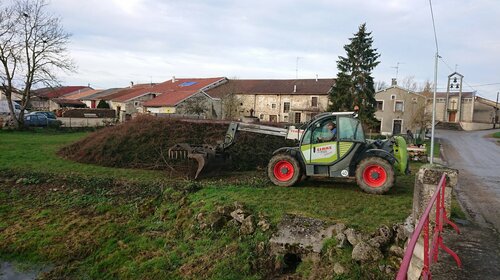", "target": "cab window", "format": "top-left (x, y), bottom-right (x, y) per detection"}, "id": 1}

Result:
top-left (306, 117), bottom-right (337, 144)
top-left (338, 117), bottom-right (365, 142)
